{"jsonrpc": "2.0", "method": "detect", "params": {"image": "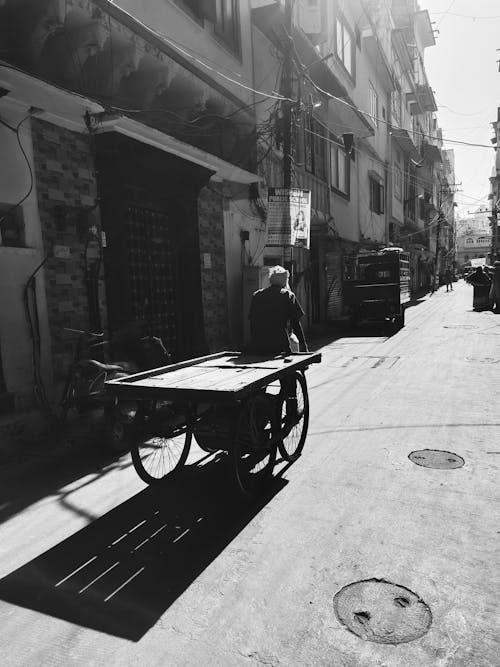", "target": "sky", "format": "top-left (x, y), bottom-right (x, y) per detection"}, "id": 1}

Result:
top-left (423, 0), bottom-right (499, 216)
